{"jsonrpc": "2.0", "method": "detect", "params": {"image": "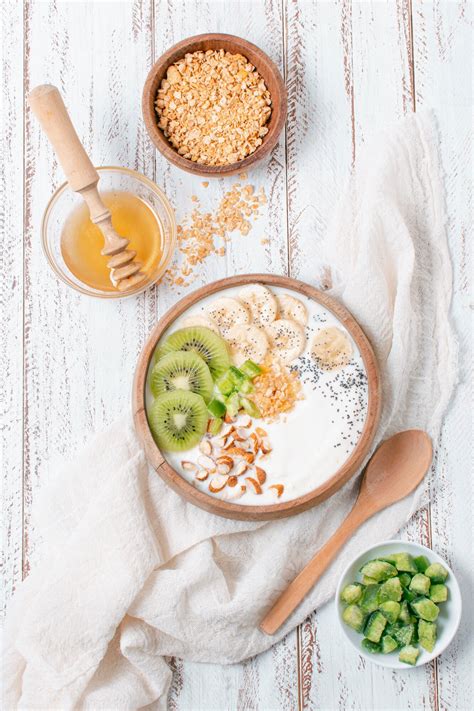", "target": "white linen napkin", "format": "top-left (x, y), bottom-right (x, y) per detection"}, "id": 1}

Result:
top-left (2, 110), bottom-right (456, 710)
